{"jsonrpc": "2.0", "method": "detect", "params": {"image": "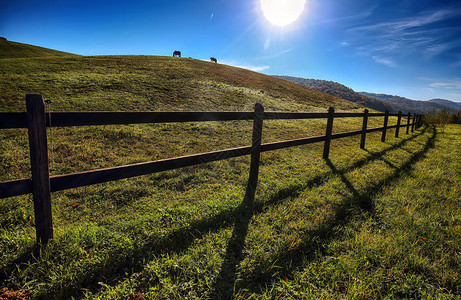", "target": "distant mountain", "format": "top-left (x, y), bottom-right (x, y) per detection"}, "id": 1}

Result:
top-left (427, 99), bottom-right (461, 110)
top-left (360, 92), bottom-right (457, 114)
top-left (0, 37), bottom-right (77, 59)
top-left (275, 76), bottom-right (393, 112)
